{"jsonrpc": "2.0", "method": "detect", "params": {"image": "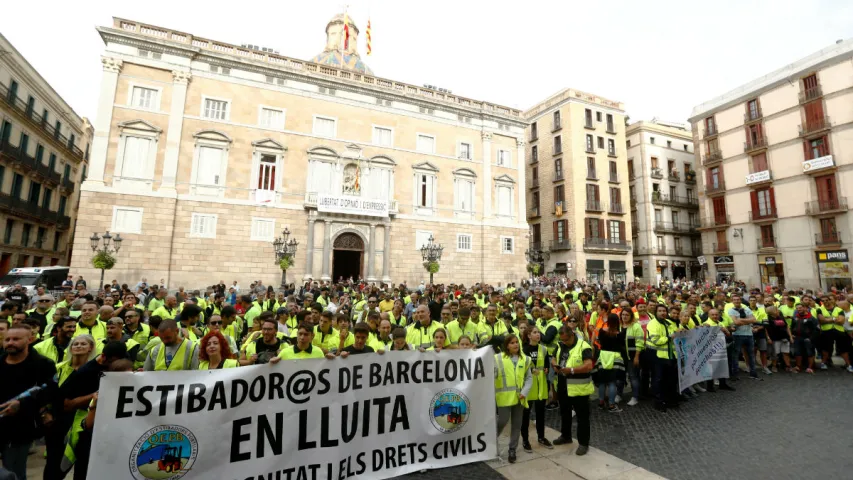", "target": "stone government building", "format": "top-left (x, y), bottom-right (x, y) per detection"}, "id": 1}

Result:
top-left (70, 16), bottom-right (529, 288)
